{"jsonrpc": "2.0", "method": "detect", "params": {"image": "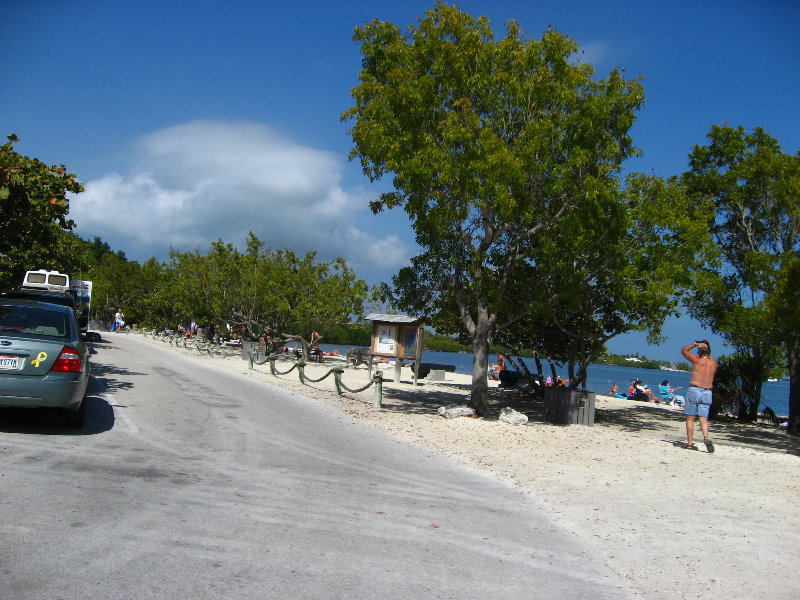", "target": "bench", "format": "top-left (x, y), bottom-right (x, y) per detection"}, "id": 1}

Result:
top-left (417, 363), bottom-right (456, 379)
